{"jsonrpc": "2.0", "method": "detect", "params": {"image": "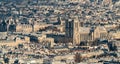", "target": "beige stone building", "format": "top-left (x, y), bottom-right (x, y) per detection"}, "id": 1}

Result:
top-left (16, 24), bottom-right (33, 33)
top-left (94, 26), bottom-right (108, 40)
top-left (34, 23), bottom-right (52, 32)
top-left (37, 34), bottom-right (55, 47)
top-left (79, 27), bottom-right (93, 42)
top-left (65, 16), bottom-right (80, 45)
top-left (65, 16), bottom-right (108, 45)
top-left (102, 0), bottom-right (112, 5)
top-left (0, 36), bottom-right (30, 46)
top-left (16, 23), bottom-right (52, 33)
top-left (111, 31), bottom-right (120, 40)
top-left (0, 32), bottom-right (30, 46)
